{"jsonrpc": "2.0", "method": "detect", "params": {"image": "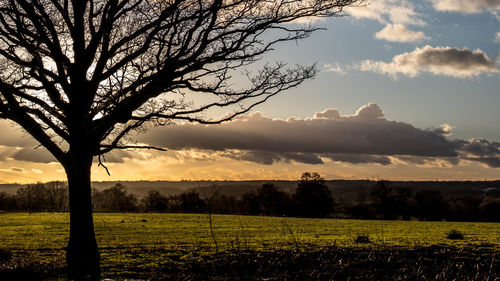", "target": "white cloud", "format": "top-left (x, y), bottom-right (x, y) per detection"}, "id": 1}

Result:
top-left (431, 0), bottom-right (500, 14)
top-left (495, 32), bottom-right (500, 43)
top-left (375, 24), bottom-right (430, 43)
top-left (346, 0), bottom-right (428, 44)
top-left (323, 63), bottom-right (345, 74)
top-left (436, 124), bottom-right (453, 136)
top-left (291, 16), bottom-right (326, 24)
top-left (347, 0), bottom-right (425, 26)
top-left (359, 45), bottom-right (499, 78)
